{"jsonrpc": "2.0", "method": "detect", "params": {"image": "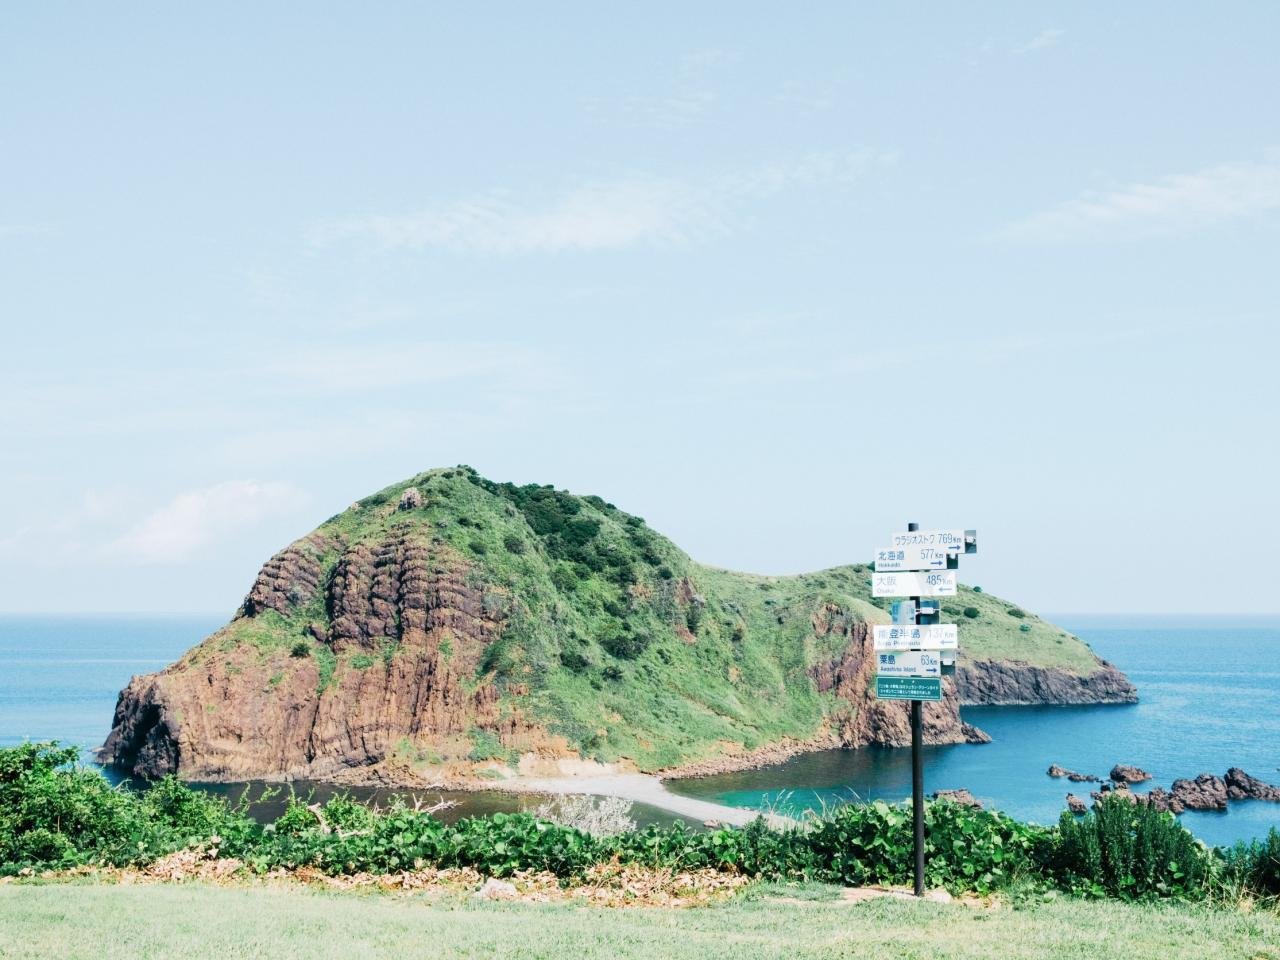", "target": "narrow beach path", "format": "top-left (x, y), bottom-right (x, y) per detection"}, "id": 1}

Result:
top-left (509, 773), bottom-right (794, 828)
